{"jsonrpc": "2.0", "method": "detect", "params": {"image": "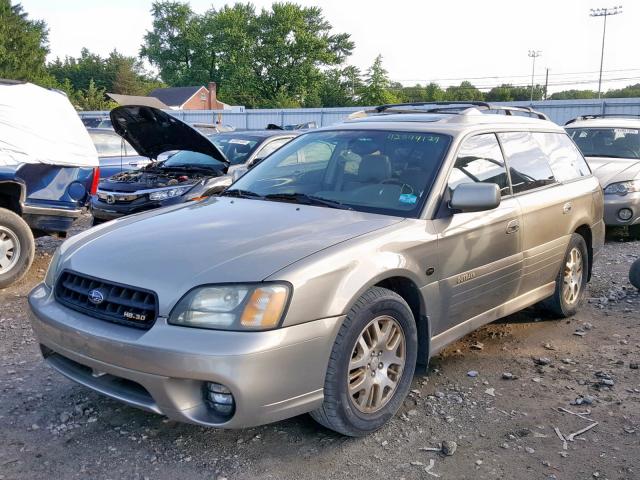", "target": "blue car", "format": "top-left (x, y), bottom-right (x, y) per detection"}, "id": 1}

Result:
top-left (0, 80), bottom-right (99, 288)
